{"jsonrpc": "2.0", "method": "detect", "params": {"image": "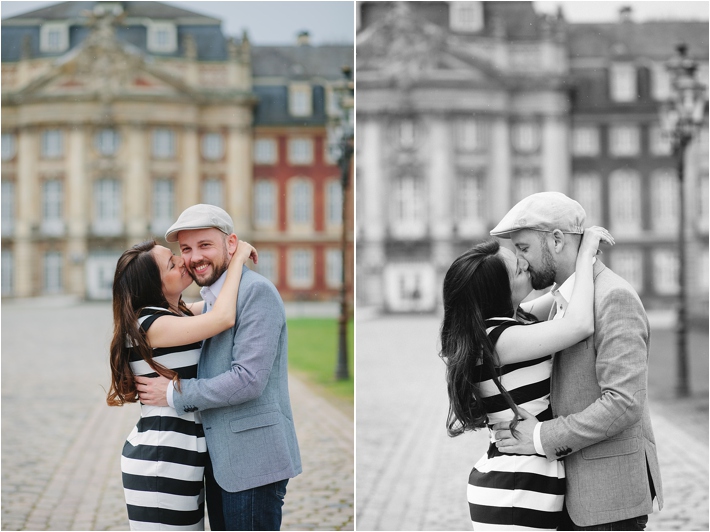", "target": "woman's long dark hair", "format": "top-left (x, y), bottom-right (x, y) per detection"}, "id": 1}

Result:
top-left (439, 239), bottom-right (524, 437)
top-left (107, 240), bottom-right (193, 406)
